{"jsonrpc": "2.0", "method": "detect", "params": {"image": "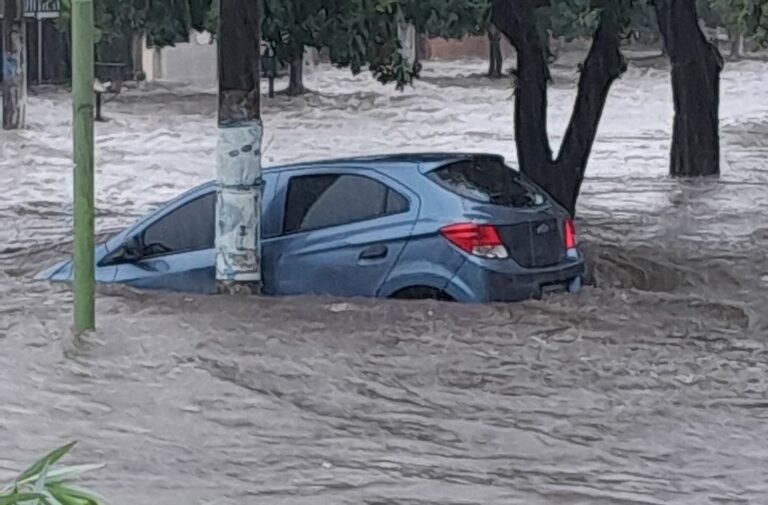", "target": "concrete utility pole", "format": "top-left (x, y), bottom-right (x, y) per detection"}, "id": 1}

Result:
top-left (216, 0), bottom-right (262, 293)
top-left (2, 0), bottom-right (27, 129)
top-left (71, 0), bottom-right (95, 333)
